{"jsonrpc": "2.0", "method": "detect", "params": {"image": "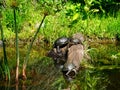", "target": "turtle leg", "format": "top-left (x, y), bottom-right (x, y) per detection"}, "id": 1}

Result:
top-left (56, 46), bottom-right (61, 53)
